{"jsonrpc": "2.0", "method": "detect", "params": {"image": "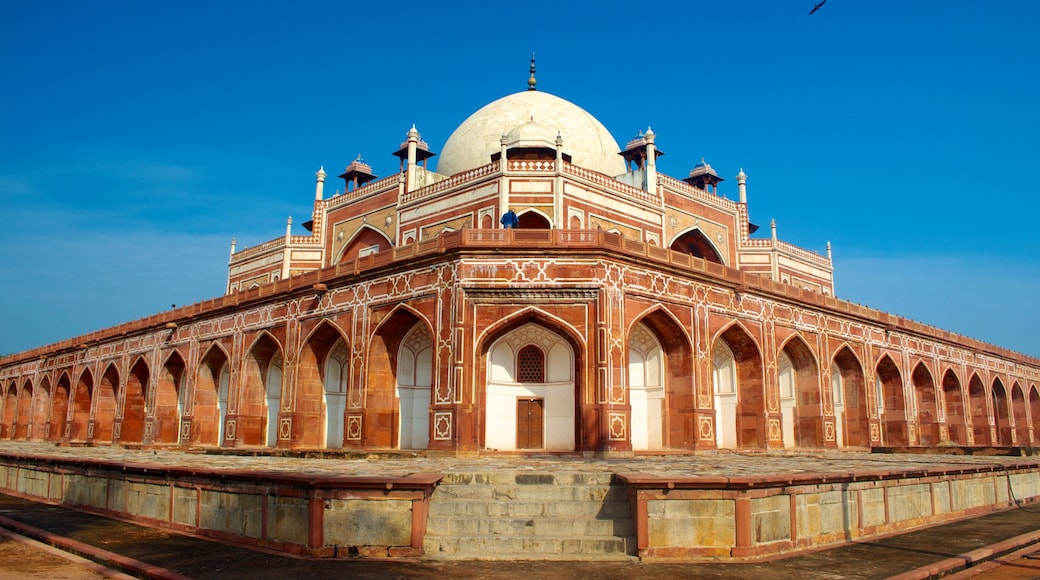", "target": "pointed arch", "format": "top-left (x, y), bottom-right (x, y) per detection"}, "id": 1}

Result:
top-left (121, 357), bottom-right (149, 443)
top-left (831, 346), bottom-right (869, 448)
top-left (713, 323), bottom-right (765, 449)
top-left (967, 373), bottom-right (989, 445)
top-left (49, 372), bottom-right (71, 440)
top-left (628, 308), bottom-right (694, 450)
top-left (515, 209), bottom-right (552, 229)
top-left (778, 335), bottom-right (822, 448)
top-left (15, 378), bottom-right (33, 440)
top-left (298, 320), bottom-right (348, 448)
top-left (241, 332), bottom-right (284, 446)
top-left (154, 351), bottom-right (185, 444)
top-left (941, 368), bottom-right (967, 445)
top-left (2, 381), bottom-right (15, 439)
top-left (669, 227), bottom-right (724, 265)
top-left (912, 362), bottom-right (939, 446)
top-left (397, 323), bottom-right (433, 450)
top-left (31, 376), bottom-right (51, 441)
top-left (95, 364), bottom-right (119, 443)
top-left (1030, 386), bottom-right (1040, 447)
top-left (71, 369), bottom-right (94, 442)
top-left (194, 344), bottom-right (230, 446)
top-left (482, 319), bottom-right (578, 451)
top-left (992, 377), bottom-right (1011, 446)
top-left (337, 225), bottom-right (394, 264)
top-left (876, 355), bottom-right (906, 446)
top-left (367, 308), bottom-right (434, 448)
top-left (1011, 382), bottom-right (1028, 446)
